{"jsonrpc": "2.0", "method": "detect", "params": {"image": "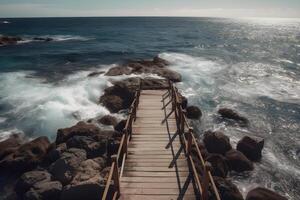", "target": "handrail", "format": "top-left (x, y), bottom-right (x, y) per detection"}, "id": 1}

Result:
top-left (167, 80), bottom-right (221, 200)
top-left (101, 79), bottom-right (141, 200)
